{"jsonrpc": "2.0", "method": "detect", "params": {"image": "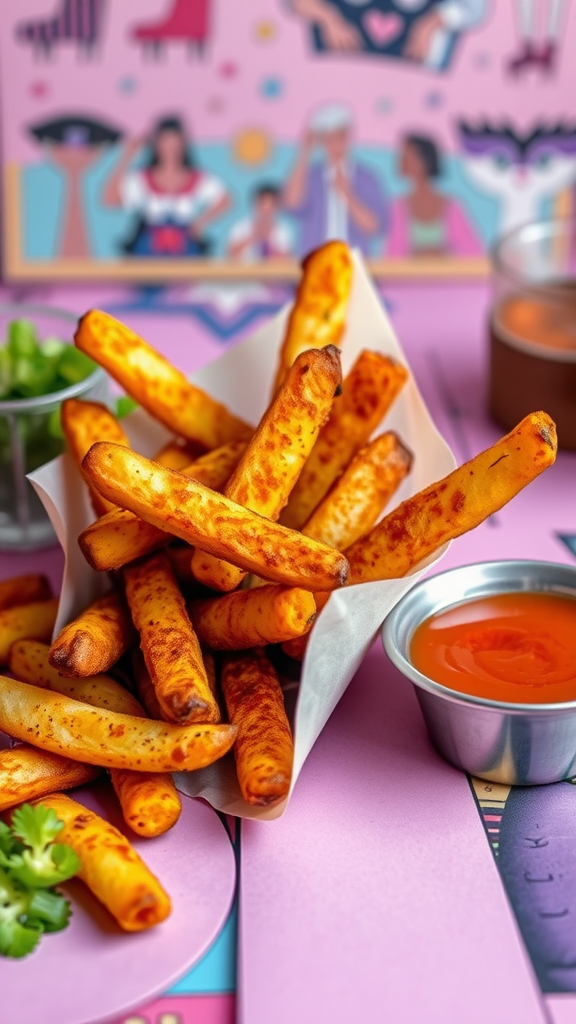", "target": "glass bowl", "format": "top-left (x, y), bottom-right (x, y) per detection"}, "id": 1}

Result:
top-left (0, 304), bottom-right (107, 552)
